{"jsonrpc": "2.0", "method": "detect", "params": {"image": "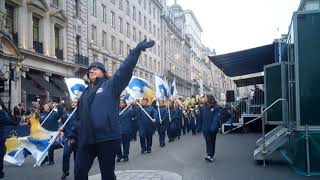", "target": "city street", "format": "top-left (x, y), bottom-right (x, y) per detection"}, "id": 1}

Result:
top-left (4, 133), bottom-right (318, 180)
